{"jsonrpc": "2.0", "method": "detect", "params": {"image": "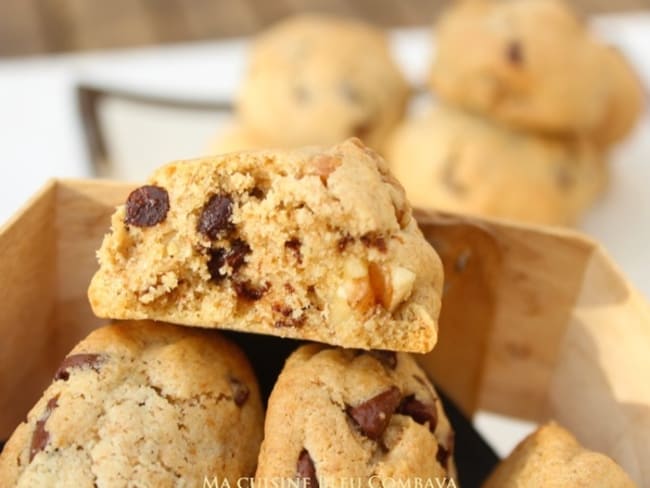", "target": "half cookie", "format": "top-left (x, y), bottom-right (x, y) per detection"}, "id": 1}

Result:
top-left (88, 139), bottom-right (443, 352)
top-left (256, 344), bottom-right (457, 483)
top-left (0, 321), bottom-right (264, 486)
